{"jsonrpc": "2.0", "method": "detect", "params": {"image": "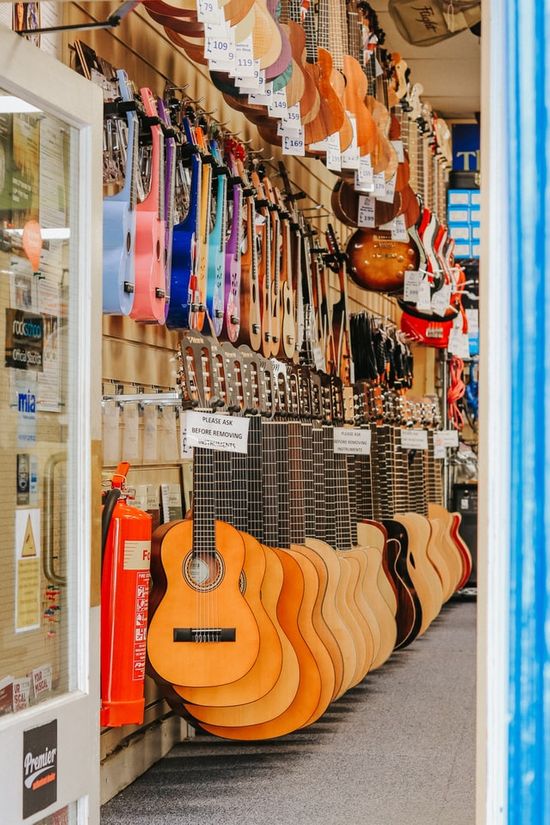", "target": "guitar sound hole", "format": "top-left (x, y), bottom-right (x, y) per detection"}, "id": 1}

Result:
top-left (183, 551), bottom-right (225, 592)
top-left (239, 571), bottom-right (246, 594)
top-left (156, 240), bottom-right (161, 261)
top-left (252, 284), bottom-right (257, 302)
top-left (126, 232), bottom-right (131, 254)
